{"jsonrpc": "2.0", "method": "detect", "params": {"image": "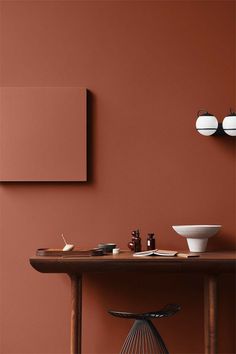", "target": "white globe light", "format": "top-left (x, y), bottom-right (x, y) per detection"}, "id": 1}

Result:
top-left (222, 113), bottom-right (236, 136)
top-left (196, 113), bottom-right (218, 136)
